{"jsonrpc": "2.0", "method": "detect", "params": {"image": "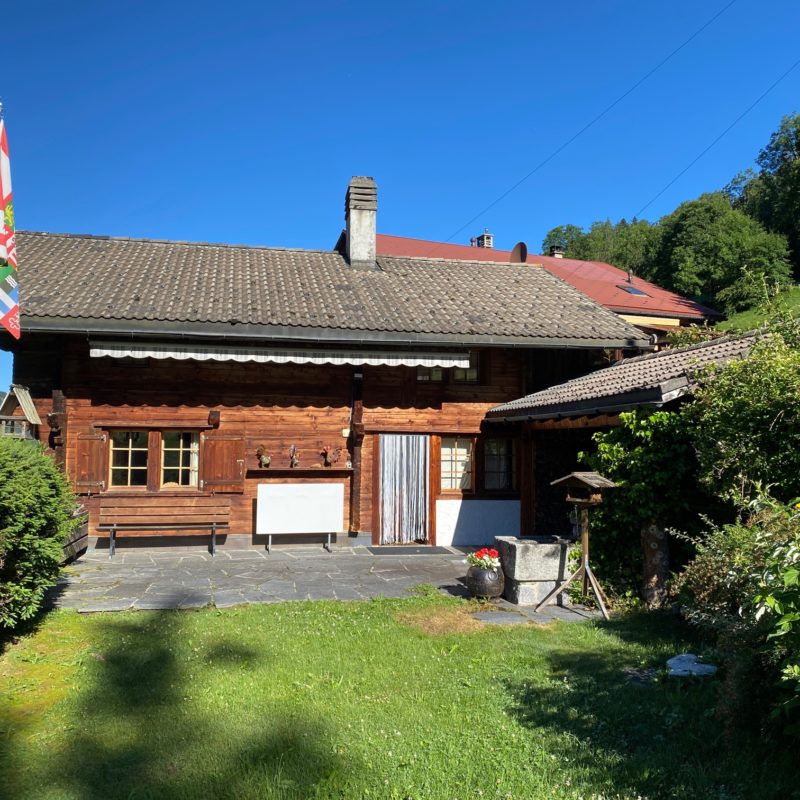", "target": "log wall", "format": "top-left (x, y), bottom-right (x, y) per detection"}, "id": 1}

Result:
top-left (12, 334), bottom-right (603, 546)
